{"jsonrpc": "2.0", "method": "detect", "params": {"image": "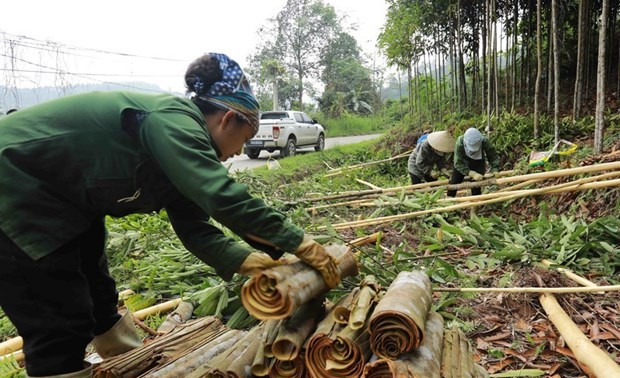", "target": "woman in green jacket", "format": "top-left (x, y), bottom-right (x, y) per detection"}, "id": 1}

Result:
top-left (447, 127), bottom-right (500, 197)
top-left (0, 53), bottom-right (339, 377)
